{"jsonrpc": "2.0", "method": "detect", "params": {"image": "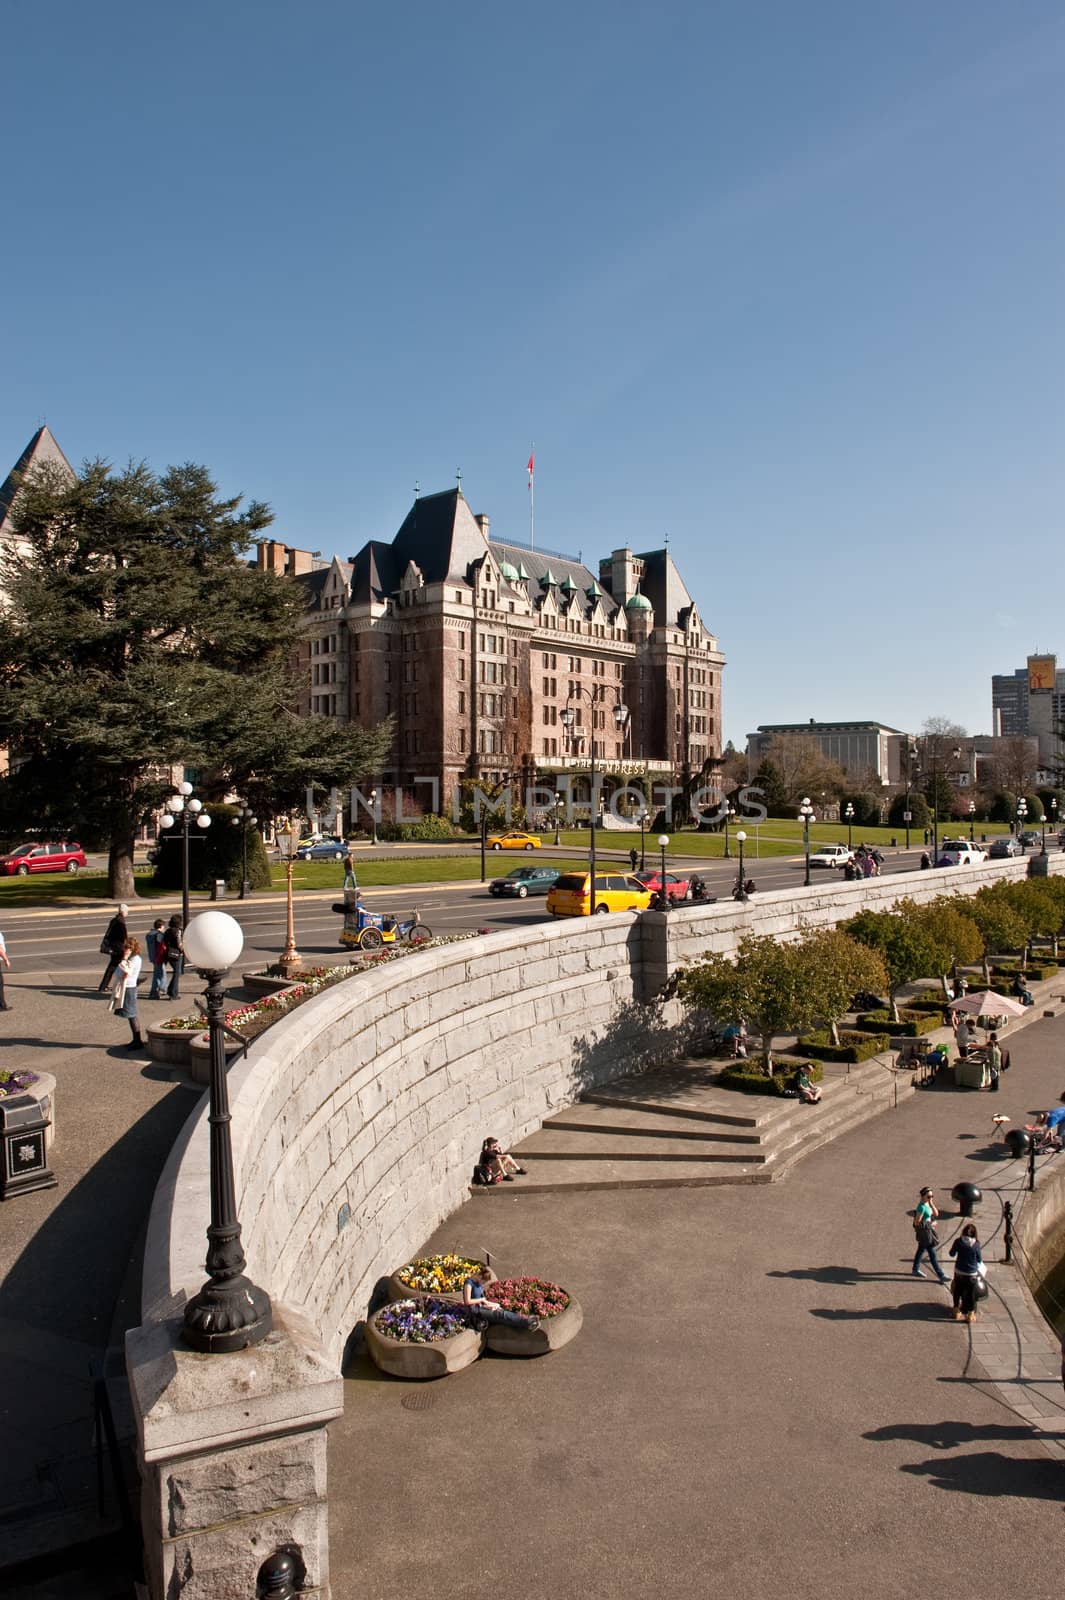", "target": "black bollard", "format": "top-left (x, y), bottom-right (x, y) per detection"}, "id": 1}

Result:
top-left (951, 1181), bottom-right (982, 1217)
top-left (1004, 1128), bottom-right (1031, 1160)
top-left (258, 1549), bottom-right (299, 1599)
